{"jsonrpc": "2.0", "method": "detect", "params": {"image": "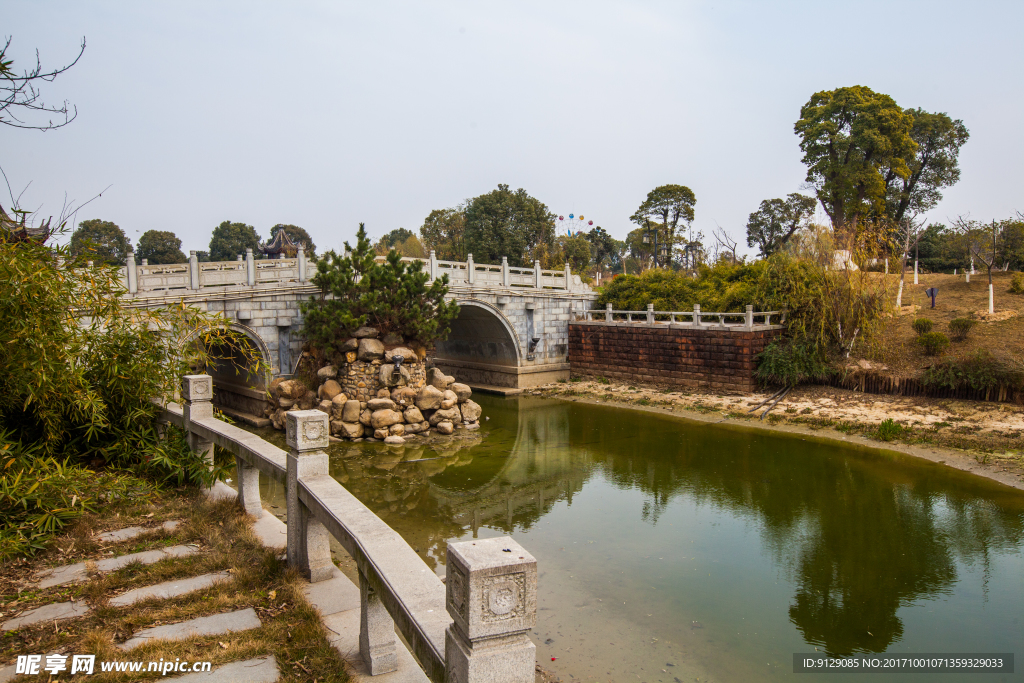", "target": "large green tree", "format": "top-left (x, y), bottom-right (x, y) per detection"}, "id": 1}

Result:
top-left (745, 193), bottom-right (818, 257)
top-left (586, 226), bottom-right (619, 270)
top-left (70, 219), bottom-right (131, 265)
top-left (463, 185), bottom-right (555, 267)
top-left (884, 109), bottom-right (969, 224)
top-left (136, 230), bottom-right (186, 264)
top-left (420, 207), bottom-right (467, 261)
top-left (794, 86), bottom-right (916, 234)
top-left (269, 223), bottom-right (316, 258)
top-left (629, 184), bottom-right (697, 267)
top-left (208, 221), bottom-right (260, 262)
